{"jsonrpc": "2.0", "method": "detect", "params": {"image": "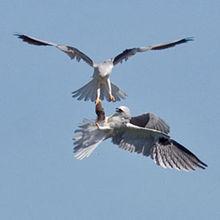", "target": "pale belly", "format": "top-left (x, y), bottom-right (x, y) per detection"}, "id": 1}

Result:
top-left (93, 63), bottom-right (113, 78)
